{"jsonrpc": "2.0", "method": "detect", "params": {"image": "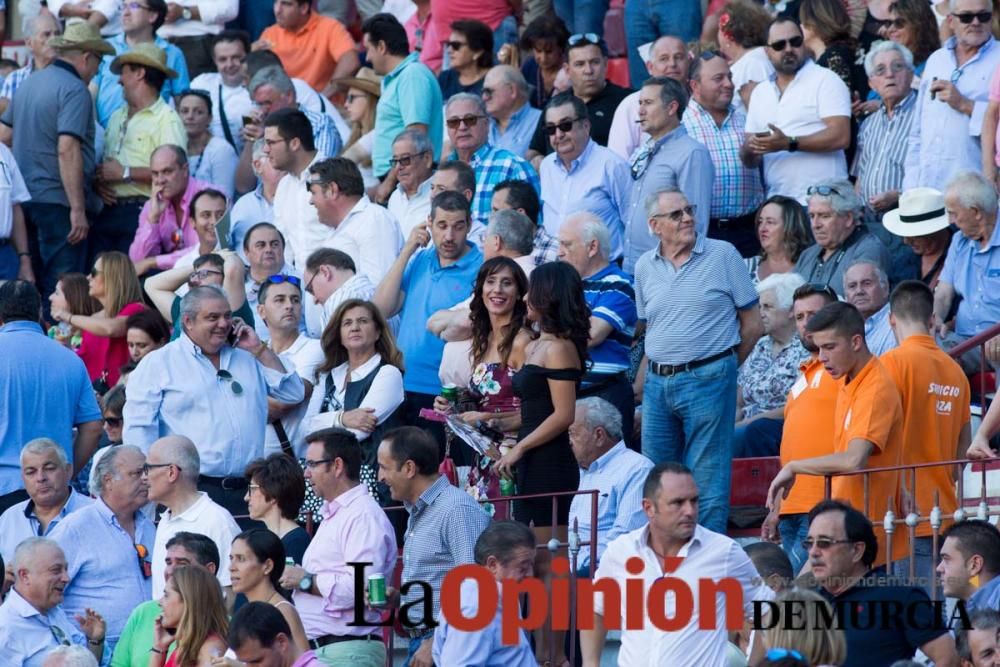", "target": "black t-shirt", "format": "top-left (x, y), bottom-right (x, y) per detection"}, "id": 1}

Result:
top-left (282, 525), bottom-right (311, 565)
top-left (528, 82), bottom-right (633, 155)
top-left (817, 576), bottom-right (949, 667)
